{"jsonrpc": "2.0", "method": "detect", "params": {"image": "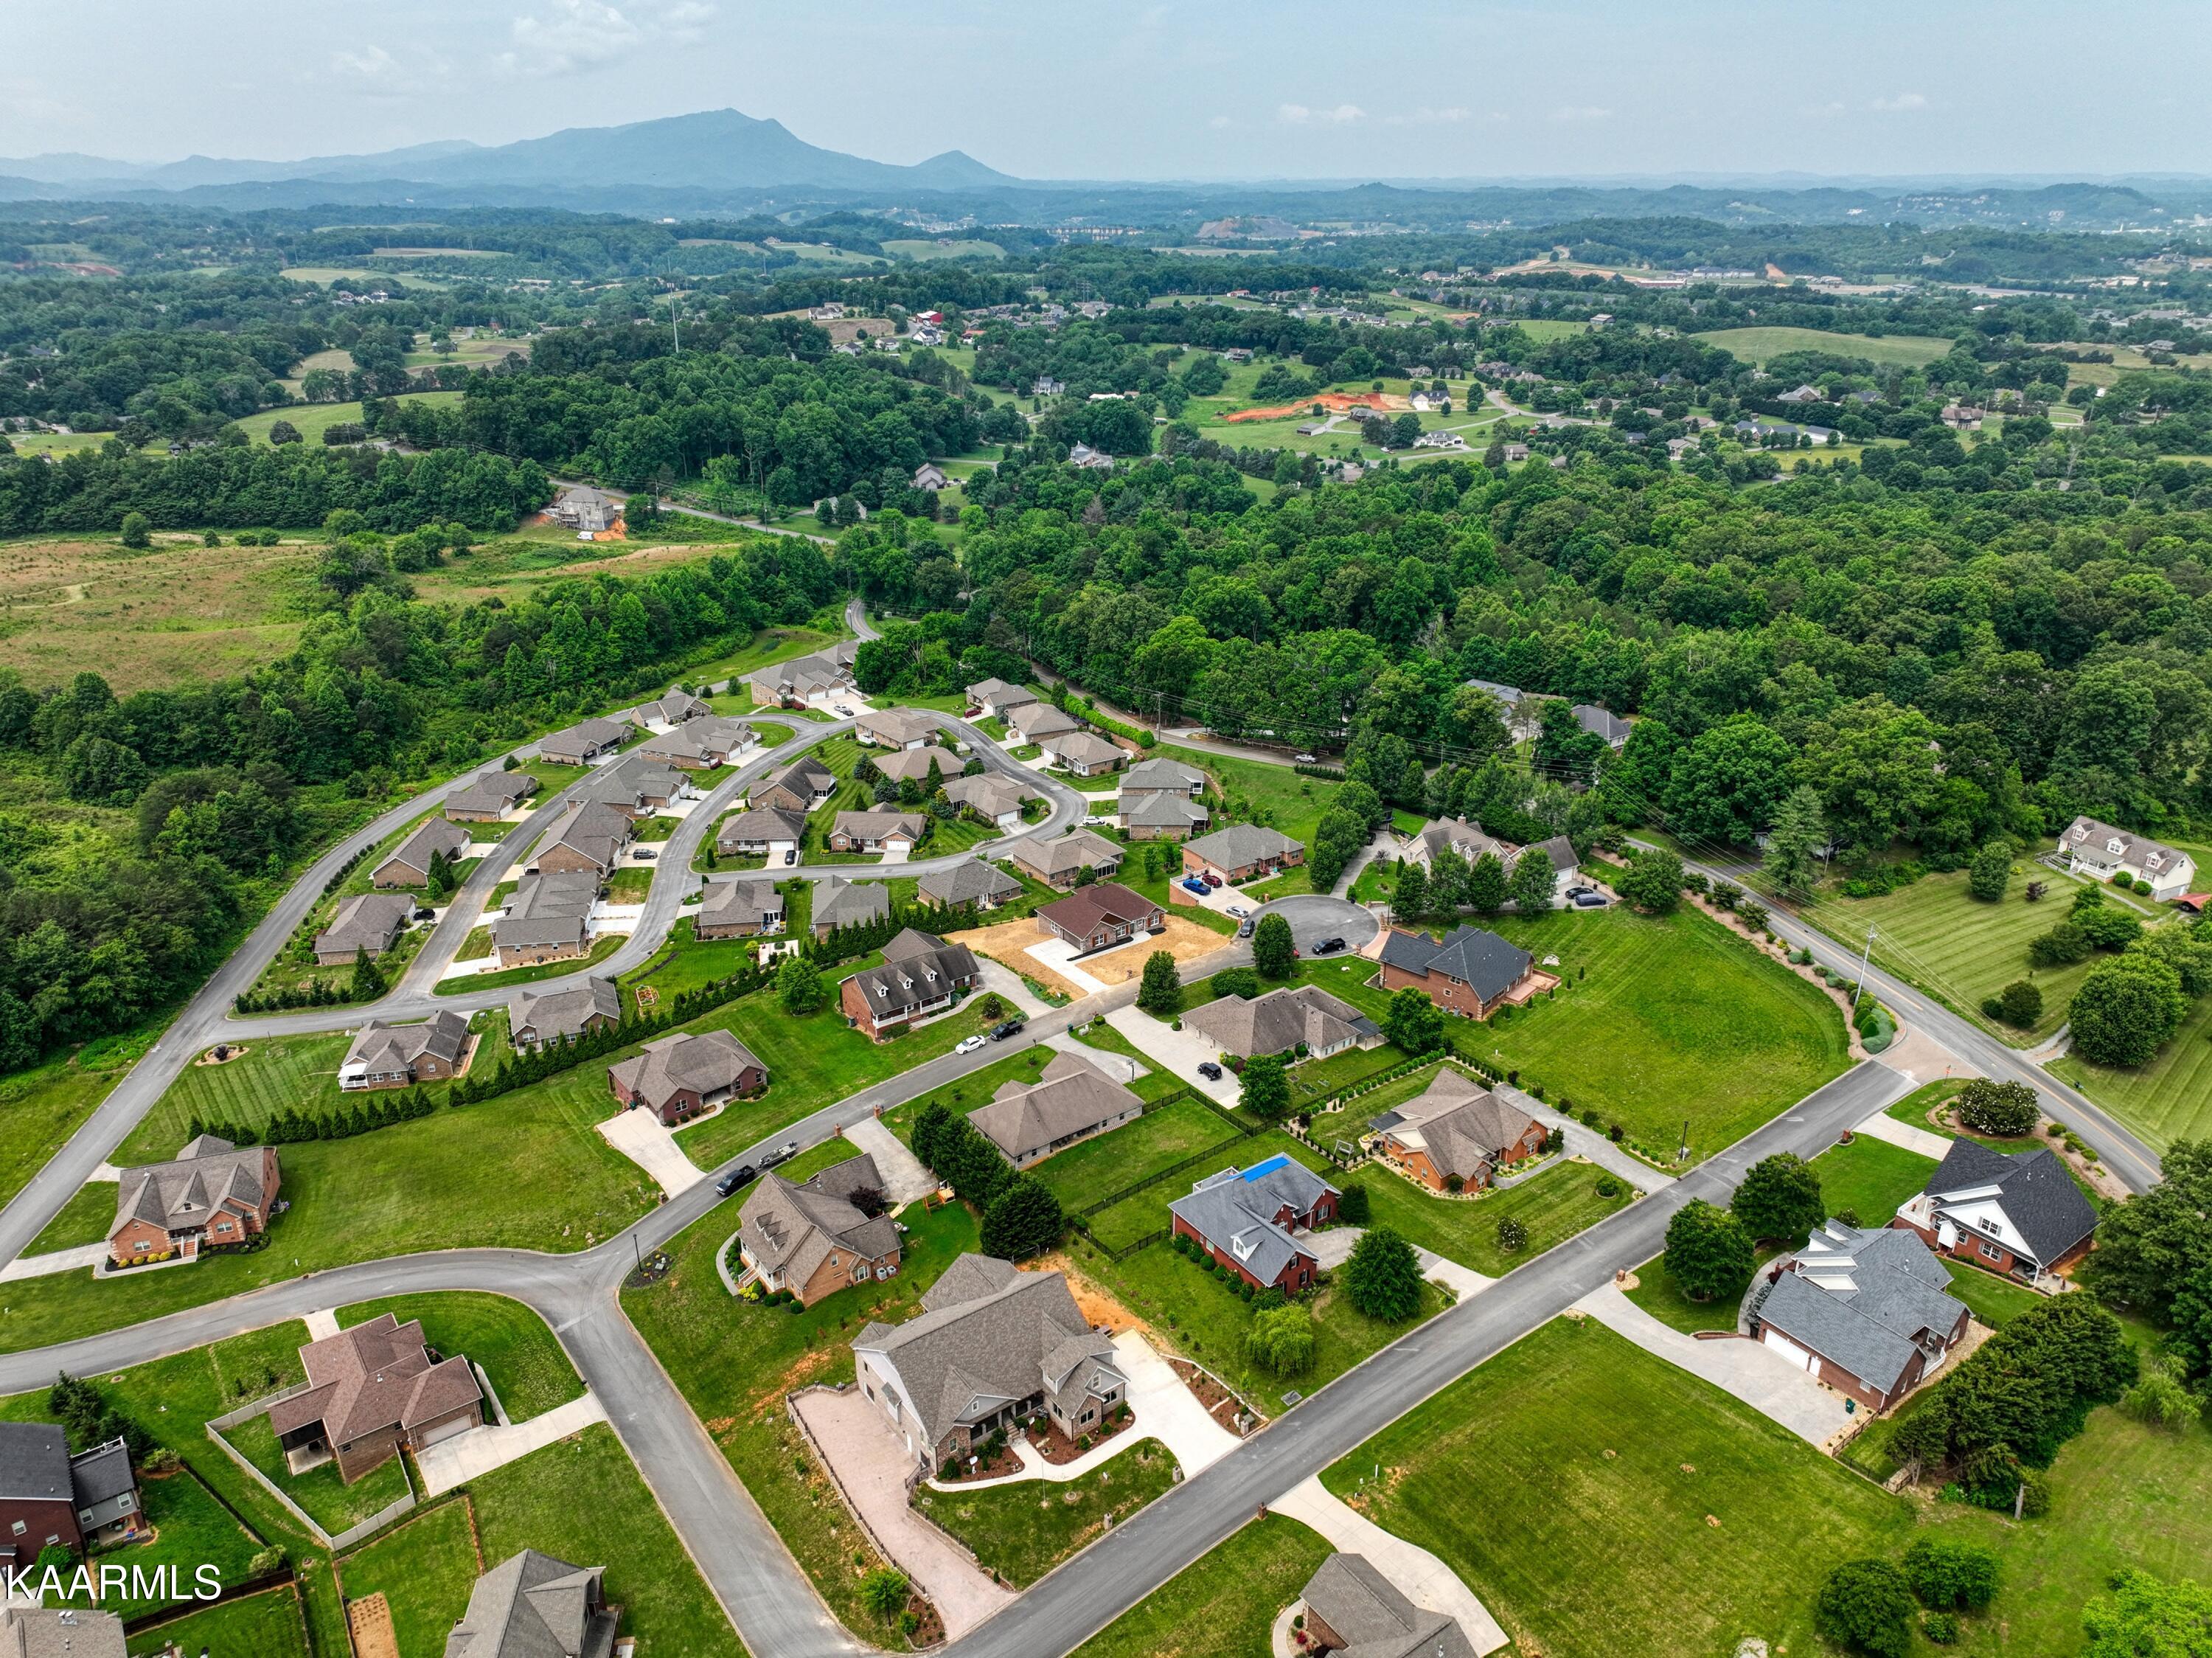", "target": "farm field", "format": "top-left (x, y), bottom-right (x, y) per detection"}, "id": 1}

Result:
top-left (1322, 1317), bottom-right (1910, 1657)
top-left (1799, 861), bottom-right (2110, 1044)
top-left (1069, 1512), bottom-right (1334, 1658)
top-left (233, 389), bottom-right (462, 445)
top-left (279, 265), bottom-right (449, 289)
top-left (1475, 906), bottom-right (1851, 1162)
top-left (1692, 325), bottom-right (1956, 367)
